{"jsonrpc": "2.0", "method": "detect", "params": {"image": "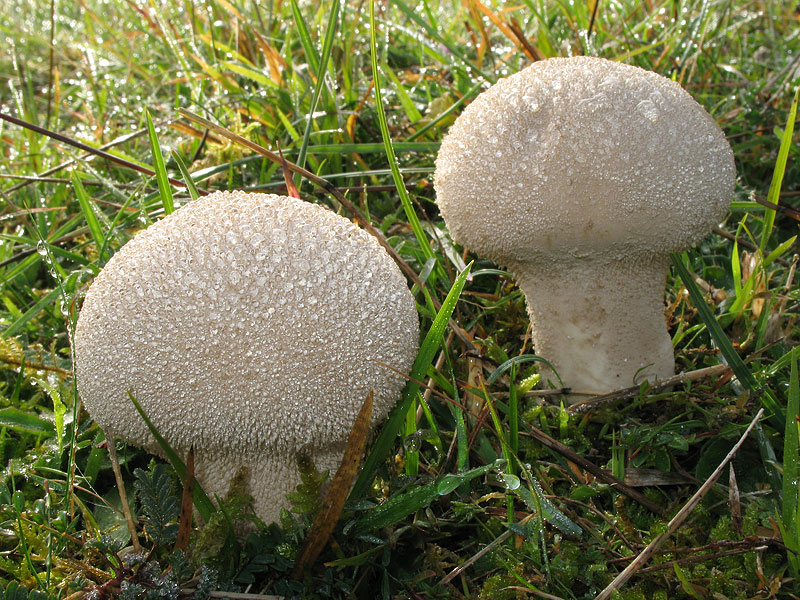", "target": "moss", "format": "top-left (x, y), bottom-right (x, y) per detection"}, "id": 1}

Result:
top-left (477, 573), bottom-right (517, 600)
